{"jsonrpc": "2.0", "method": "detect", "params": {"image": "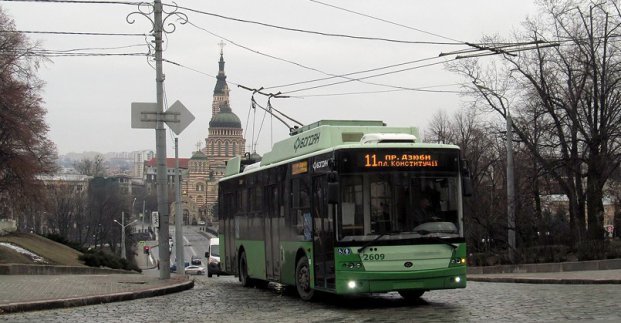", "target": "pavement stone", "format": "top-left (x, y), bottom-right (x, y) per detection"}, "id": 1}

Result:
top-left (1, 260), bottom-right (620, 315)
top-left (0, 273), bottom-right (193, 314)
